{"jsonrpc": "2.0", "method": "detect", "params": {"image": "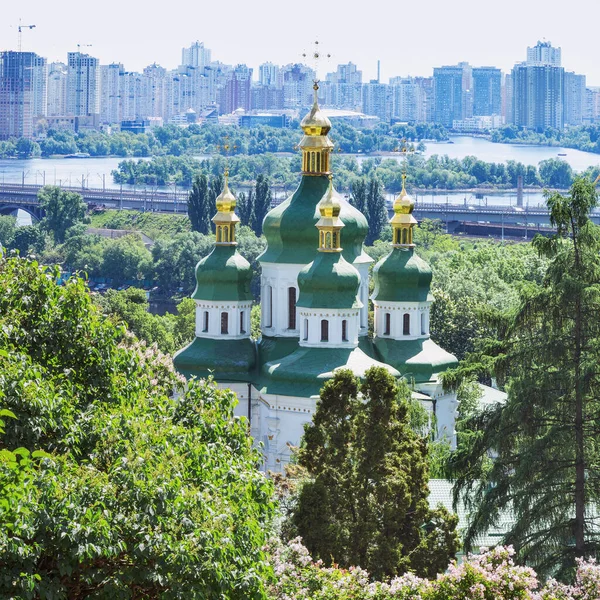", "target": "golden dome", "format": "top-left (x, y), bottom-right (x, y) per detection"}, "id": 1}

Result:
top-left (316, 178), bottom-right (344, 228)
top-left (300, 82), bottom-right (332, 137)
top-left (393, 176), bottom-right (415, 215)
top-left (215, 173), bottom-right (236, 214)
